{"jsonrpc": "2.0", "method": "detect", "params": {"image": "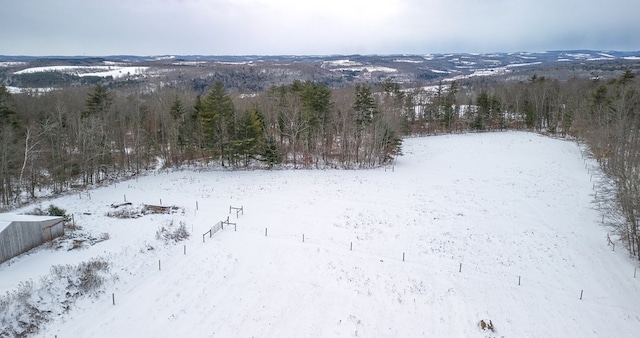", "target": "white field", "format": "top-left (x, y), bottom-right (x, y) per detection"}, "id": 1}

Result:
top-left (330, 66), bottom-right (398, 73)
top-left (321, 60), bottom-right (363, 68)
top-left (2, 132), bottom-right (640, 337)
top-left (13, 65), bottom-right (148, 78)
top-left (6, 86), bottom-right (56, 94)
top-left (0, 62), bottom-right (27, 67)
